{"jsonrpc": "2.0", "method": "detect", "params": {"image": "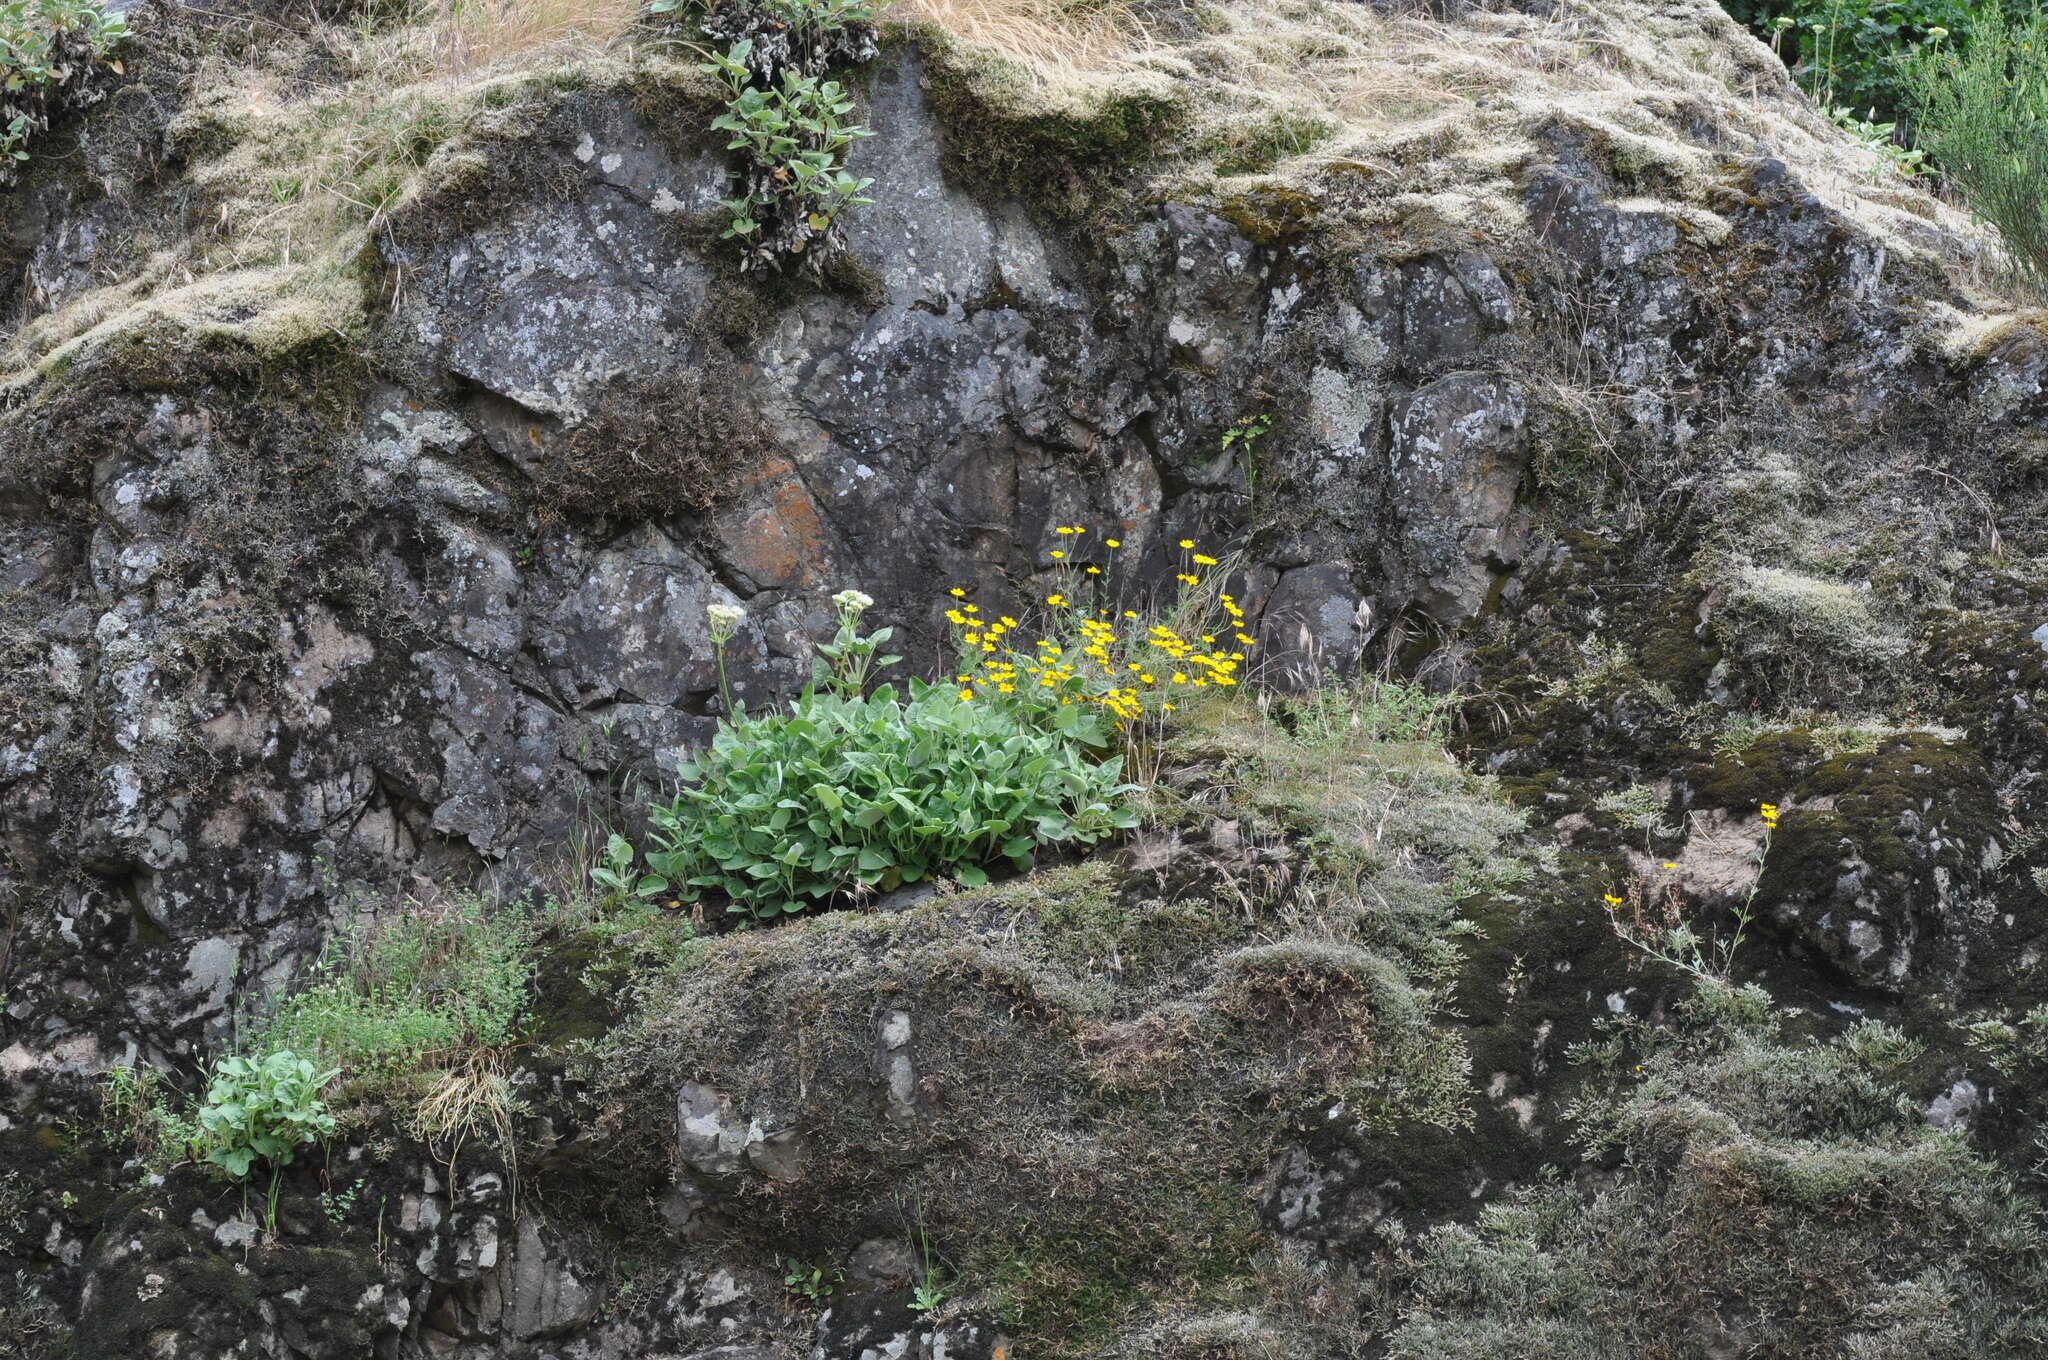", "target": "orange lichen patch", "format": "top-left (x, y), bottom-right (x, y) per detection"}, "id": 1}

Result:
top-left (717, 457), bottom-right (832, 590)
